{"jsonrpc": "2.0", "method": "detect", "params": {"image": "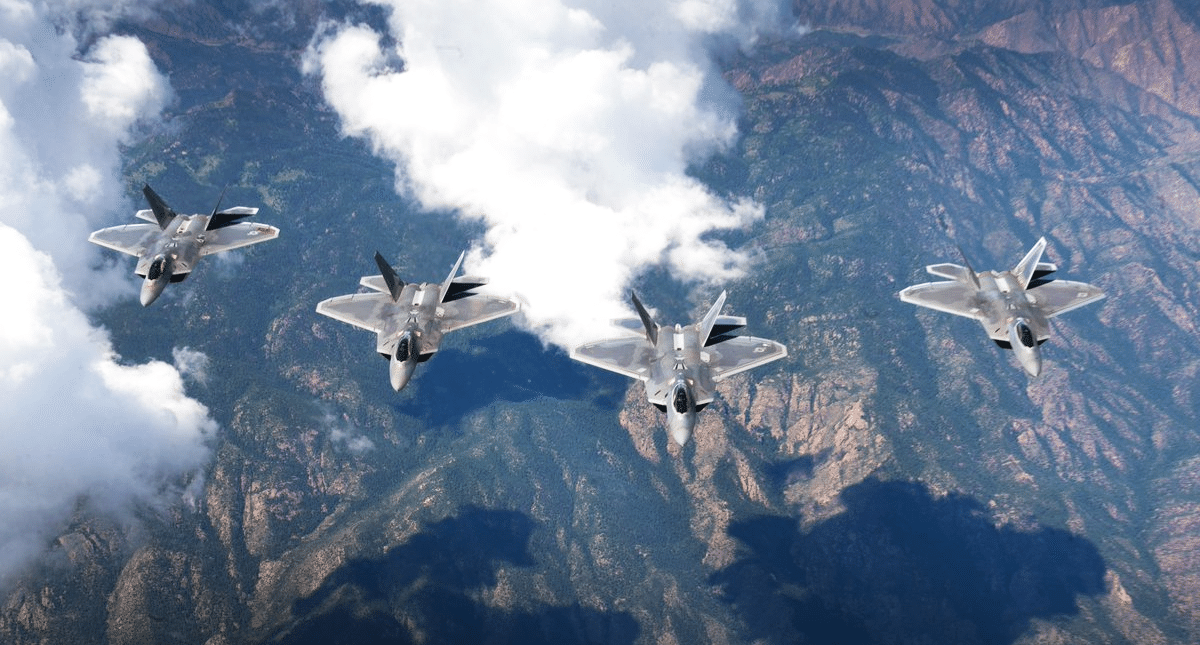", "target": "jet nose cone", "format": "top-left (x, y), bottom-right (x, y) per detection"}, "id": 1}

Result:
top-left (139, 283), bottom-right (163, 306)
top-left (1022, 356), bottom-right (1042, 377)
top-left (667, 409), bottom-right (696, 446)
top-left (389, 355), bottom-right (414, 391)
